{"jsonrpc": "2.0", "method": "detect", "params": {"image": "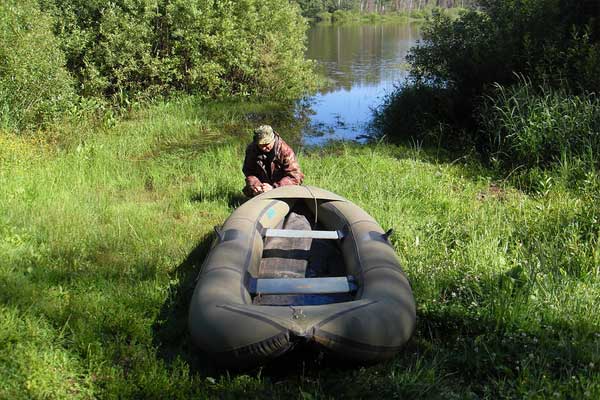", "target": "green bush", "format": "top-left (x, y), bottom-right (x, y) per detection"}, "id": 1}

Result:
top-left (315, 11), bottom-right (332, 22)
top-left (375, 0), bottom-right (600, 166)
top-left (38, 0), bottom-right (316, 103)
top-left (364, 12), bottom-right (381, 23)
top-left (408, 0), bottom-right (600, 99)
top-left (480, 80), bottom-right (600, 169)
top-left (331, 10), bottom-right (355, 23)
top-left (410, 9), bottom-right (429, 20)
top-left (0, 0), bottom-right (76, 131)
